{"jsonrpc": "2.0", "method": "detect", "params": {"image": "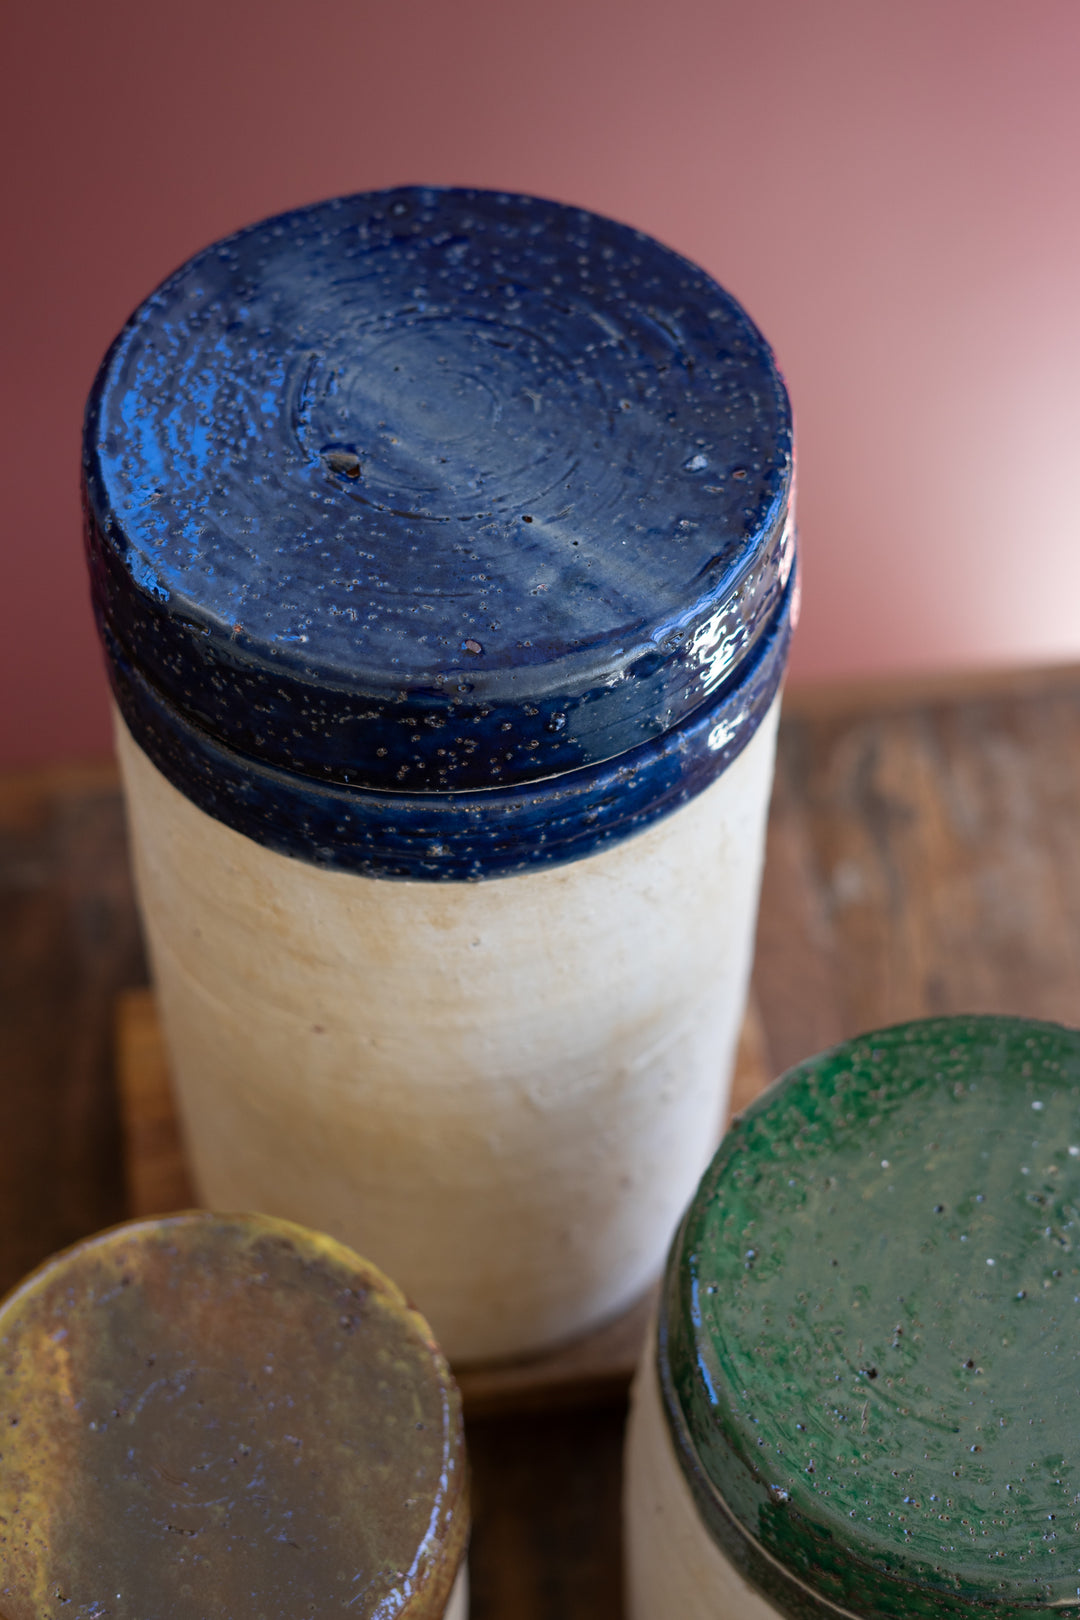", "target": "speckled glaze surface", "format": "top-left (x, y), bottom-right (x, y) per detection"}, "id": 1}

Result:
top-left (660, 1016), bottom-right (1080, 1620)
top-left (84, 185), bottom-right (794, 877)
top-left (110, 580), bottom-right (790, 879)
top-left (0, 1212), bottom-right (467, 1620)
